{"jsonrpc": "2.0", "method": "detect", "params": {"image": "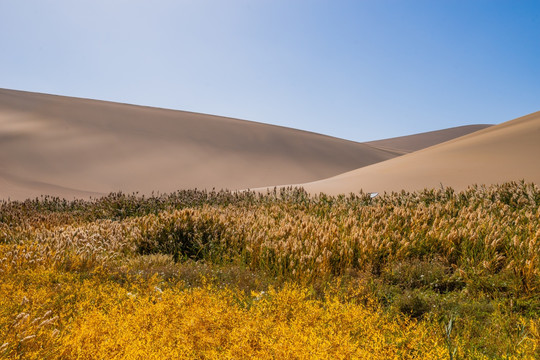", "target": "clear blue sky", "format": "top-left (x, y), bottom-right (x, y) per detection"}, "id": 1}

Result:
top-left (1, 0), bottom-right (539, 142)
